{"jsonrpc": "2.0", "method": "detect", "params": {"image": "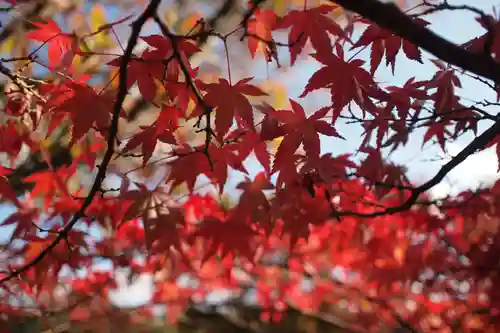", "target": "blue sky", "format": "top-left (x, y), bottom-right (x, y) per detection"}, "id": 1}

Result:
top-left (0, 0), bottom-right (499, 307)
